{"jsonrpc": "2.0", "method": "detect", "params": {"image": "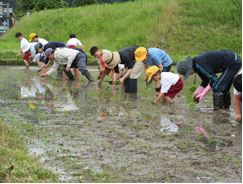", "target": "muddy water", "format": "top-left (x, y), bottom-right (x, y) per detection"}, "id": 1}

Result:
top-left (0, 65), bottom-right (241, 182)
